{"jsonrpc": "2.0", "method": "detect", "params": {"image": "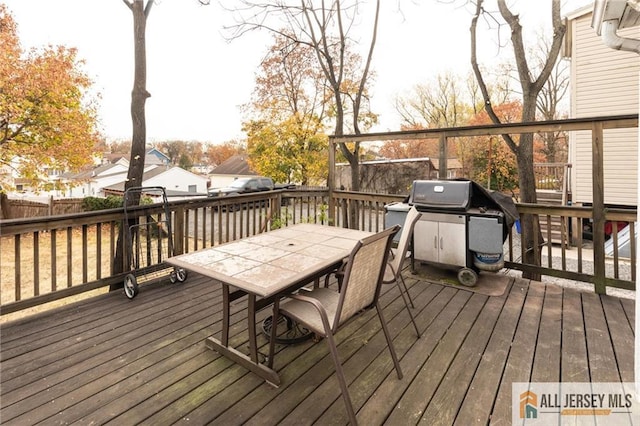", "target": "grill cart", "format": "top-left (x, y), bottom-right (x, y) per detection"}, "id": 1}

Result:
top-left (407, 179), bottom-right (516, 287)
top-left (122, 186), bottom-right (187, 299)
